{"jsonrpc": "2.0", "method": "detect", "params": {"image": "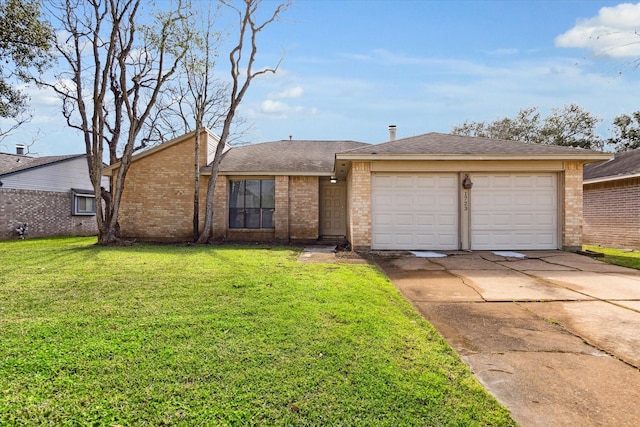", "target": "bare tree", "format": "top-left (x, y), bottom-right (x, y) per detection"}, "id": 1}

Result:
top-left (197, 0), bottom-right (290, 244)
top-left (144, 5), bottom-right (229, 241)
top-left (45, 0), bottom-right (194, 244)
